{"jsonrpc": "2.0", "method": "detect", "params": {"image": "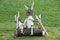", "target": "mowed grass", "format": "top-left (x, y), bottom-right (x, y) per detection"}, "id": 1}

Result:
top-left (0, 0), bottom-right (60, 40)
